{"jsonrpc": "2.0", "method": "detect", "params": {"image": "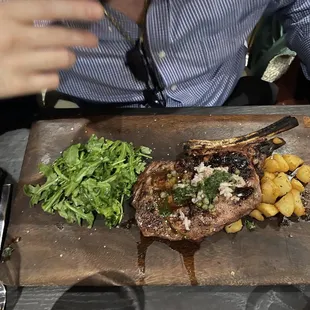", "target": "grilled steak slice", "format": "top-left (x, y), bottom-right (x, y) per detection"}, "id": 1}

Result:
top-left (132, 116), bottom-right (299, 241)
top-left (133, 150), bottom-right (260, 241)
